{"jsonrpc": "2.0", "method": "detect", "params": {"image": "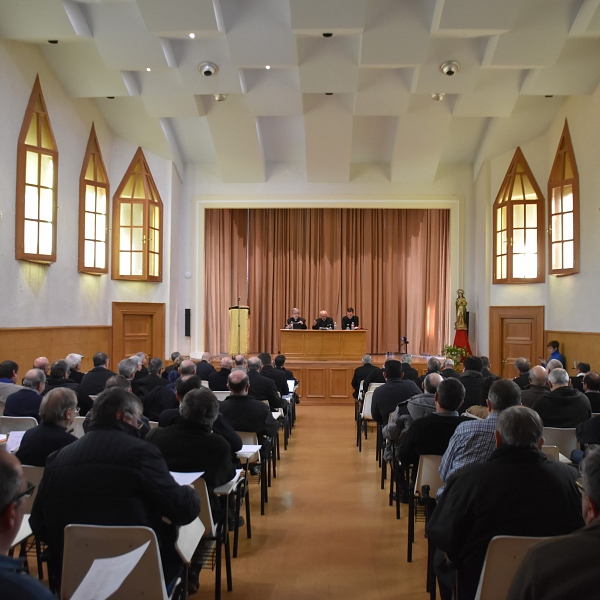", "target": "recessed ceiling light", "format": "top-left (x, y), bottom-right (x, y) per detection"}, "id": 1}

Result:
top-left (214, 94), bottom-right (227, 101)
top-left (431, 93), bottom-right (445, 101)
top-left (189, 33), bottom-right (195, 39)
top-left (146, 67), bottom-right (151, 72)
top-left (48, 40), bottom-right (58, 44)
top-left (325, 92), bottom-right (333, 95)
top-left (545, 95), bottom-right (554, 98)
top-left (107, 97), bottom-right (115, 100)
top-left (265, 65), bottom-right (271, 70)
top-left (323, 33), bottom-right (333, 37)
